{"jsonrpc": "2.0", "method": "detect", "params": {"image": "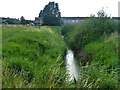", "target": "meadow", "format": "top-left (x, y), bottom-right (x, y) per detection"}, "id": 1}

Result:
top-left (2, 25), bottom-right (67, 88)
top-left (2, 16), bottom-right (119, 88)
